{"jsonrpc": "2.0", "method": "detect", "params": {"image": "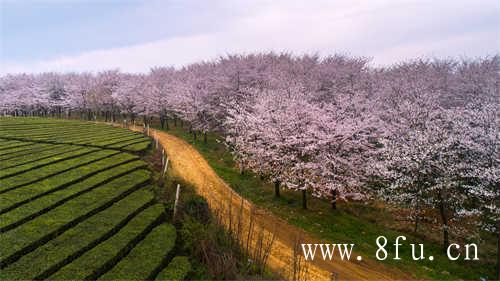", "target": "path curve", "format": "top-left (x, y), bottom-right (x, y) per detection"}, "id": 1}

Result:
top-left (123, 124), bottom-right (413, 281)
